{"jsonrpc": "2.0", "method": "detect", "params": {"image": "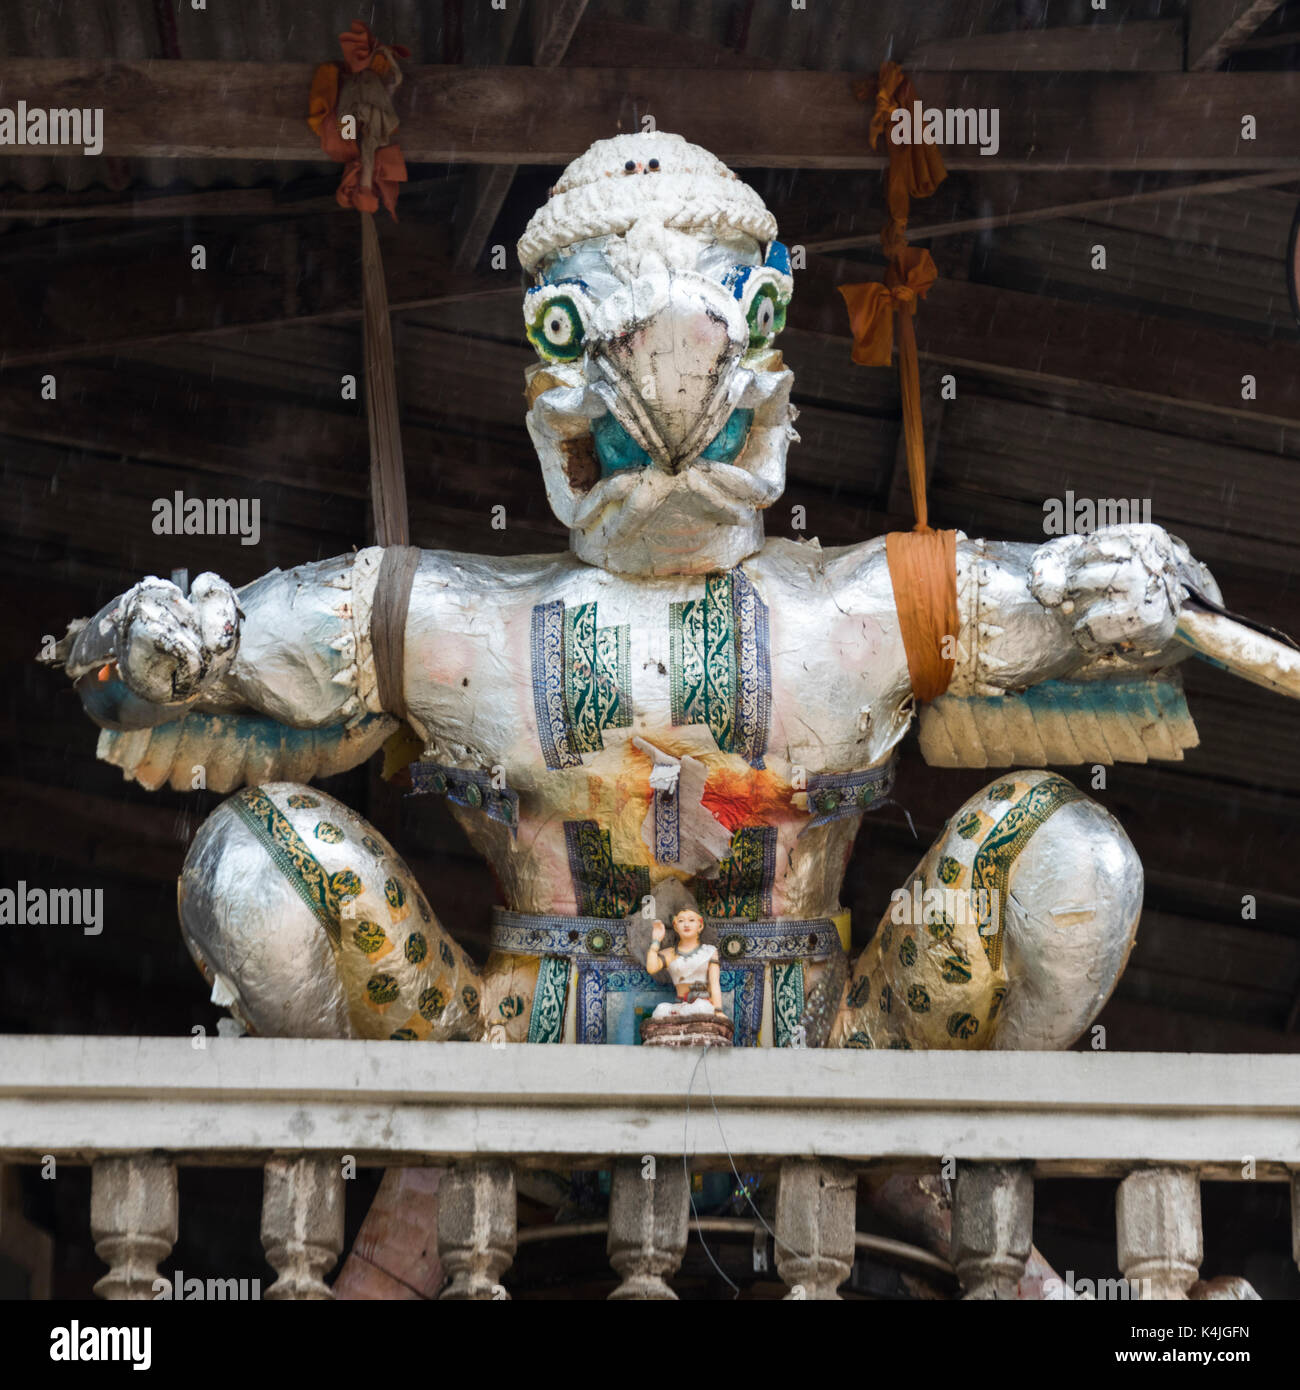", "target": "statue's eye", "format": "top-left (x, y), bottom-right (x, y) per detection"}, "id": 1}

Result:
top-left (525, 292), bottom-right (586, 361)
top-left (746, 284), bottom-right (786, 347)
